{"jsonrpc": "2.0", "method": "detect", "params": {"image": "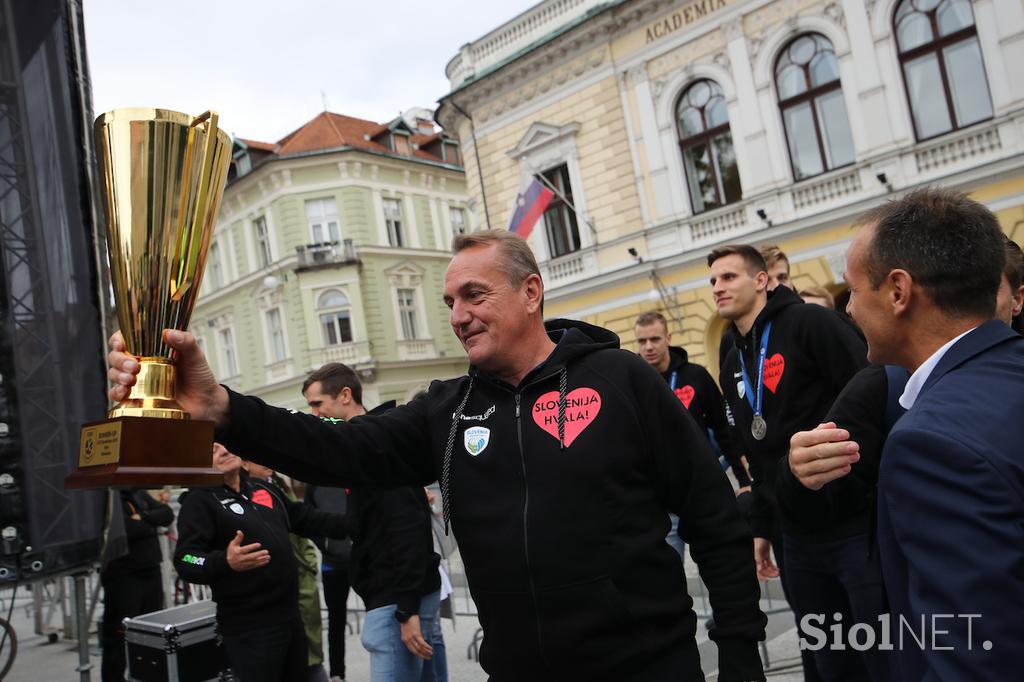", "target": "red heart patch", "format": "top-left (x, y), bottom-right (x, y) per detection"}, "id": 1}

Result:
top-left (532, 388), bottom-right (601, 448)
top-left (763, 354), bottom-right (785, 393)
top-left (674, 385), bottom-right (695, 409)
top-left (251, 488), bottom-right (274, 509)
